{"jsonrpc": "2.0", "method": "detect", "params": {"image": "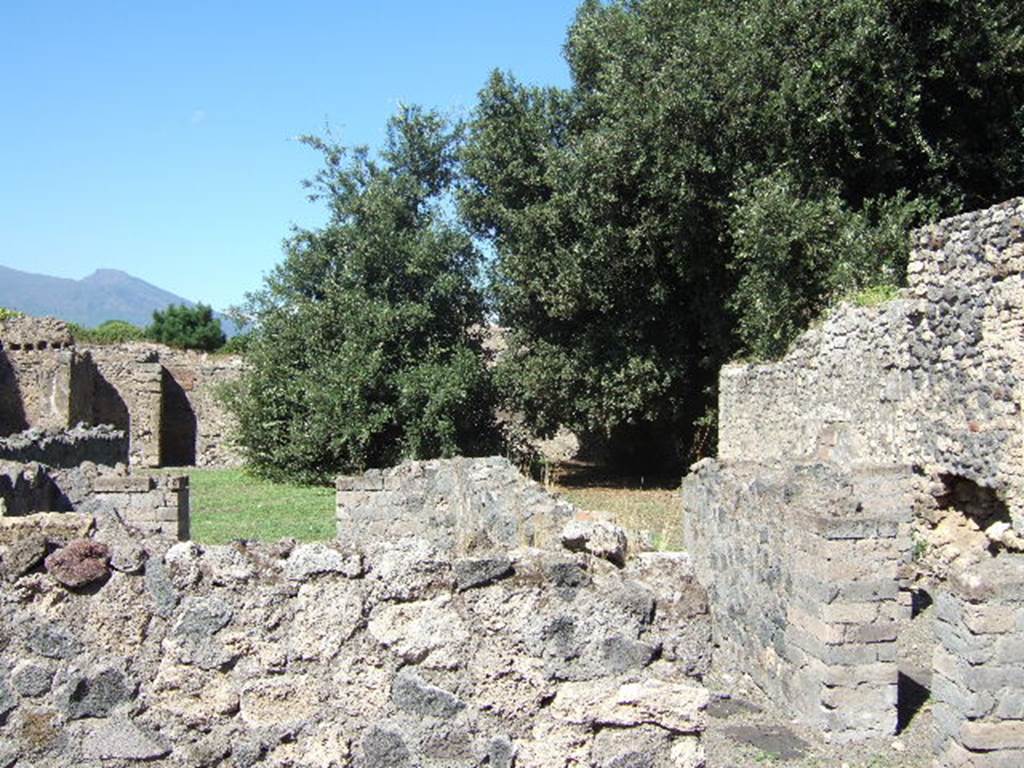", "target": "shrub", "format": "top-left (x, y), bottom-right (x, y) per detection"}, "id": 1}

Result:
top-left (147, 304), bottom-right (226, 351)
